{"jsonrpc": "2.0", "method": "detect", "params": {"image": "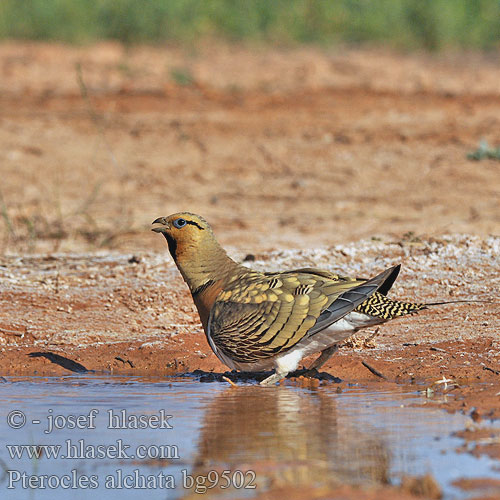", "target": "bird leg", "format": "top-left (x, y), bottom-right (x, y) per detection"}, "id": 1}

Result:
top-left (307, 344), bottom-right (339, 372)
top-left (259, 350), bottom-right (302, 385)
top-left (260, 345), bottom-right (338, 384)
